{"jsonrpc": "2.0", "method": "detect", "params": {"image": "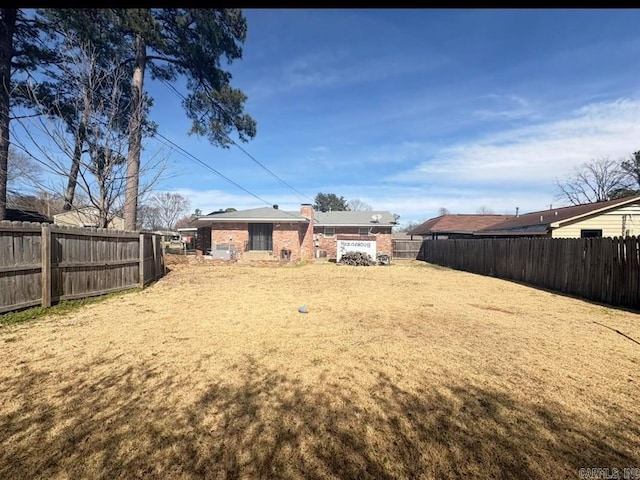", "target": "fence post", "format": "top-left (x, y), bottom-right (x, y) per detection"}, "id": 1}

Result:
top-left (41, 223), bottom-right (51, 308)
top-left (152, 234), bottom-right (158, 280)
top-left (139, 233), bottom-right (145, 288)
